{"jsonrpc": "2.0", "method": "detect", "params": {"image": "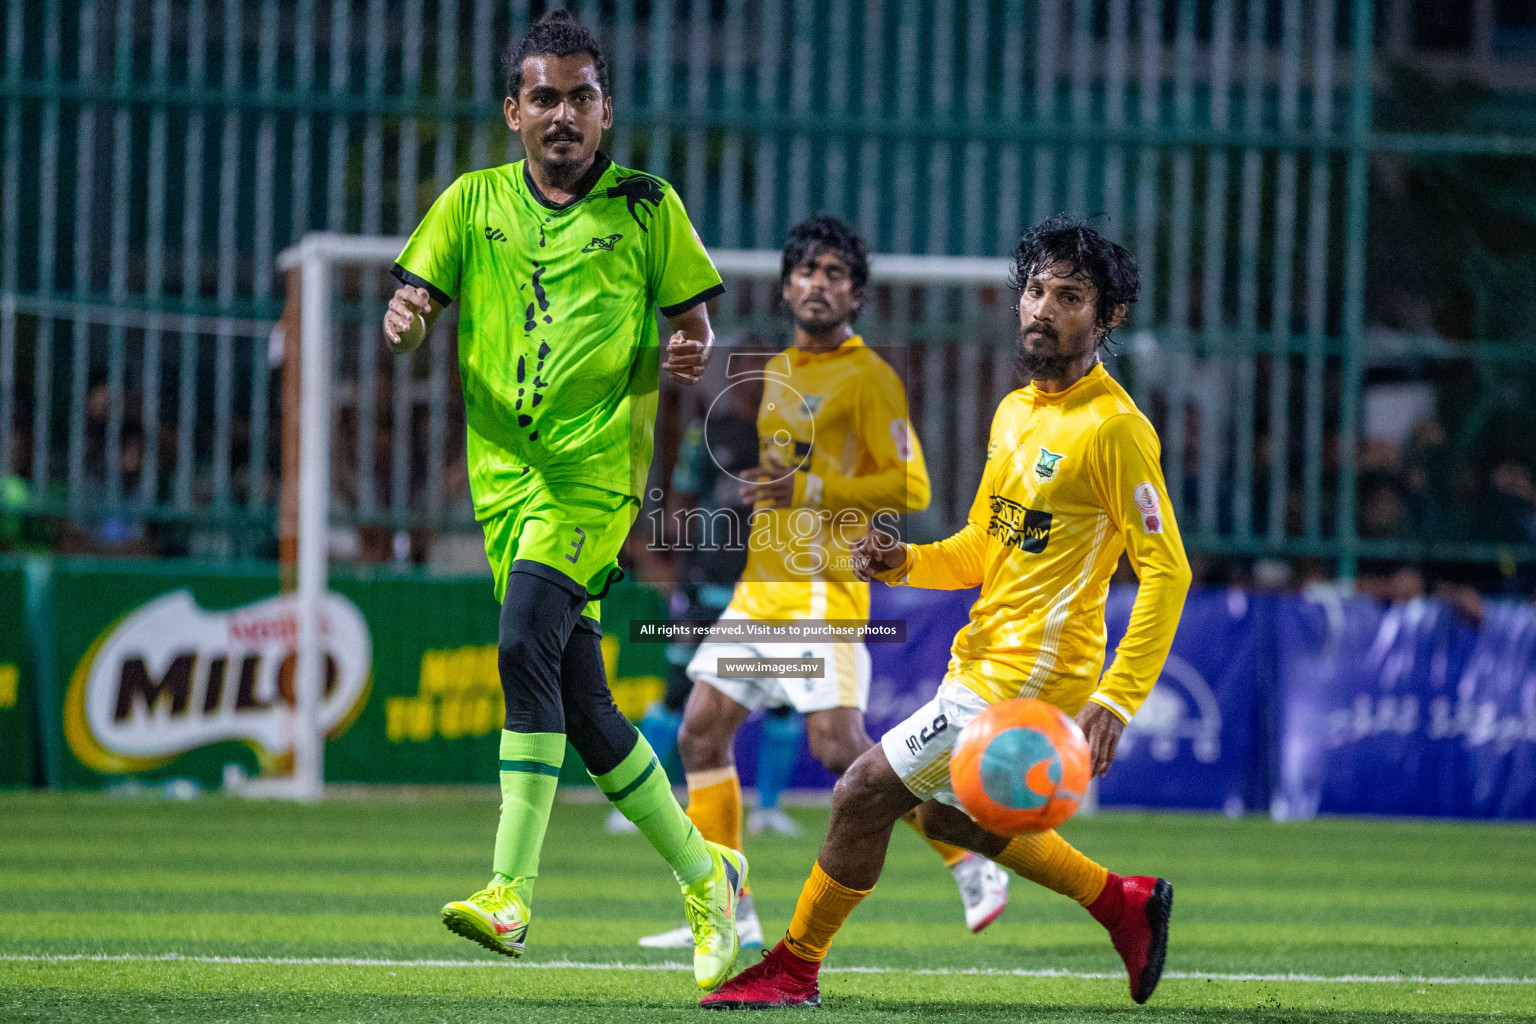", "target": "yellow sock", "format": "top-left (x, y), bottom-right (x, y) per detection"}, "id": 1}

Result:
top-left (685, 766), bottom-right (743, 852)
top-left (899, 808), bottom-right (968, 868)
top-left (994, 829), bottom-right (1108, 907)
top-left (784, 861), bottom-right (872, 962)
